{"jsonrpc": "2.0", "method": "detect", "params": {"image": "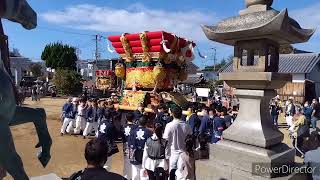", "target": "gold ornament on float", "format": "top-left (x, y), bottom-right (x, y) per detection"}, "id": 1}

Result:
top-left (153, 63), bottom-right (166, 83)
top-left (115, 63), bottom-right (126, 78)
top-left (164, 54), bottom-right (172, 64)
top-left (120, 33), bottom-right (134, 62)
top-left (178, 68), bottom-right (188, 81)
top-left (140, 32), bottom-right (151, 62)
top-left (176, 55), bottom-right (185, 66)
